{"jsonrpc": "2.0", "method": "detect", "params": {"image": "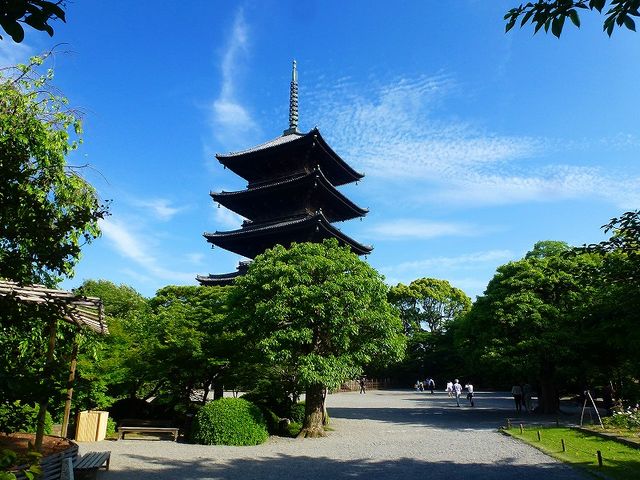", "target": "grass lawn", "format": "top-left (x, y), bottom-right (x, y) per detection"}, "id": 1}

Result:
top-left (504, 426), bottom-right (640, 480)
